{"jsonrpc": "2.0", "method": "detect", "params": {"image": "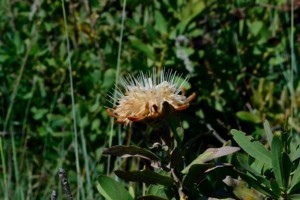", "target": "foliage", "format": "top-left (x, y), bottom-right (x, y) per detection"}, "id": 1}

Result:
top-left (230, 121), bottom-right (300, 199)
top-left (103, 120), bottom-right (239, 199)
top-left (0, 0), bottom-right (299, 199)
